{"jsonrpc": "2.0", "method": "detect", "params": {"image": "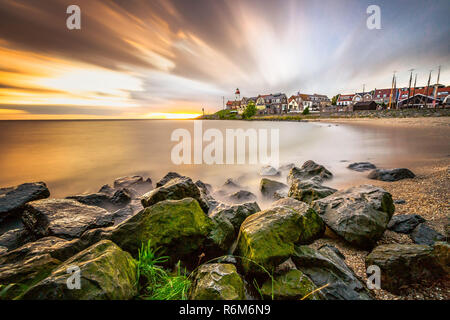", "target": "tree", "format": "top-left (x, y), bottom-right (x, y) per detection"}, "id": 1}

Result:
top-left (331, 94), bottom-right (340, 106)
top-left (242, 101), bottom-right (257, 119)
top-left (302, 106), bottom-right (310, 115)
